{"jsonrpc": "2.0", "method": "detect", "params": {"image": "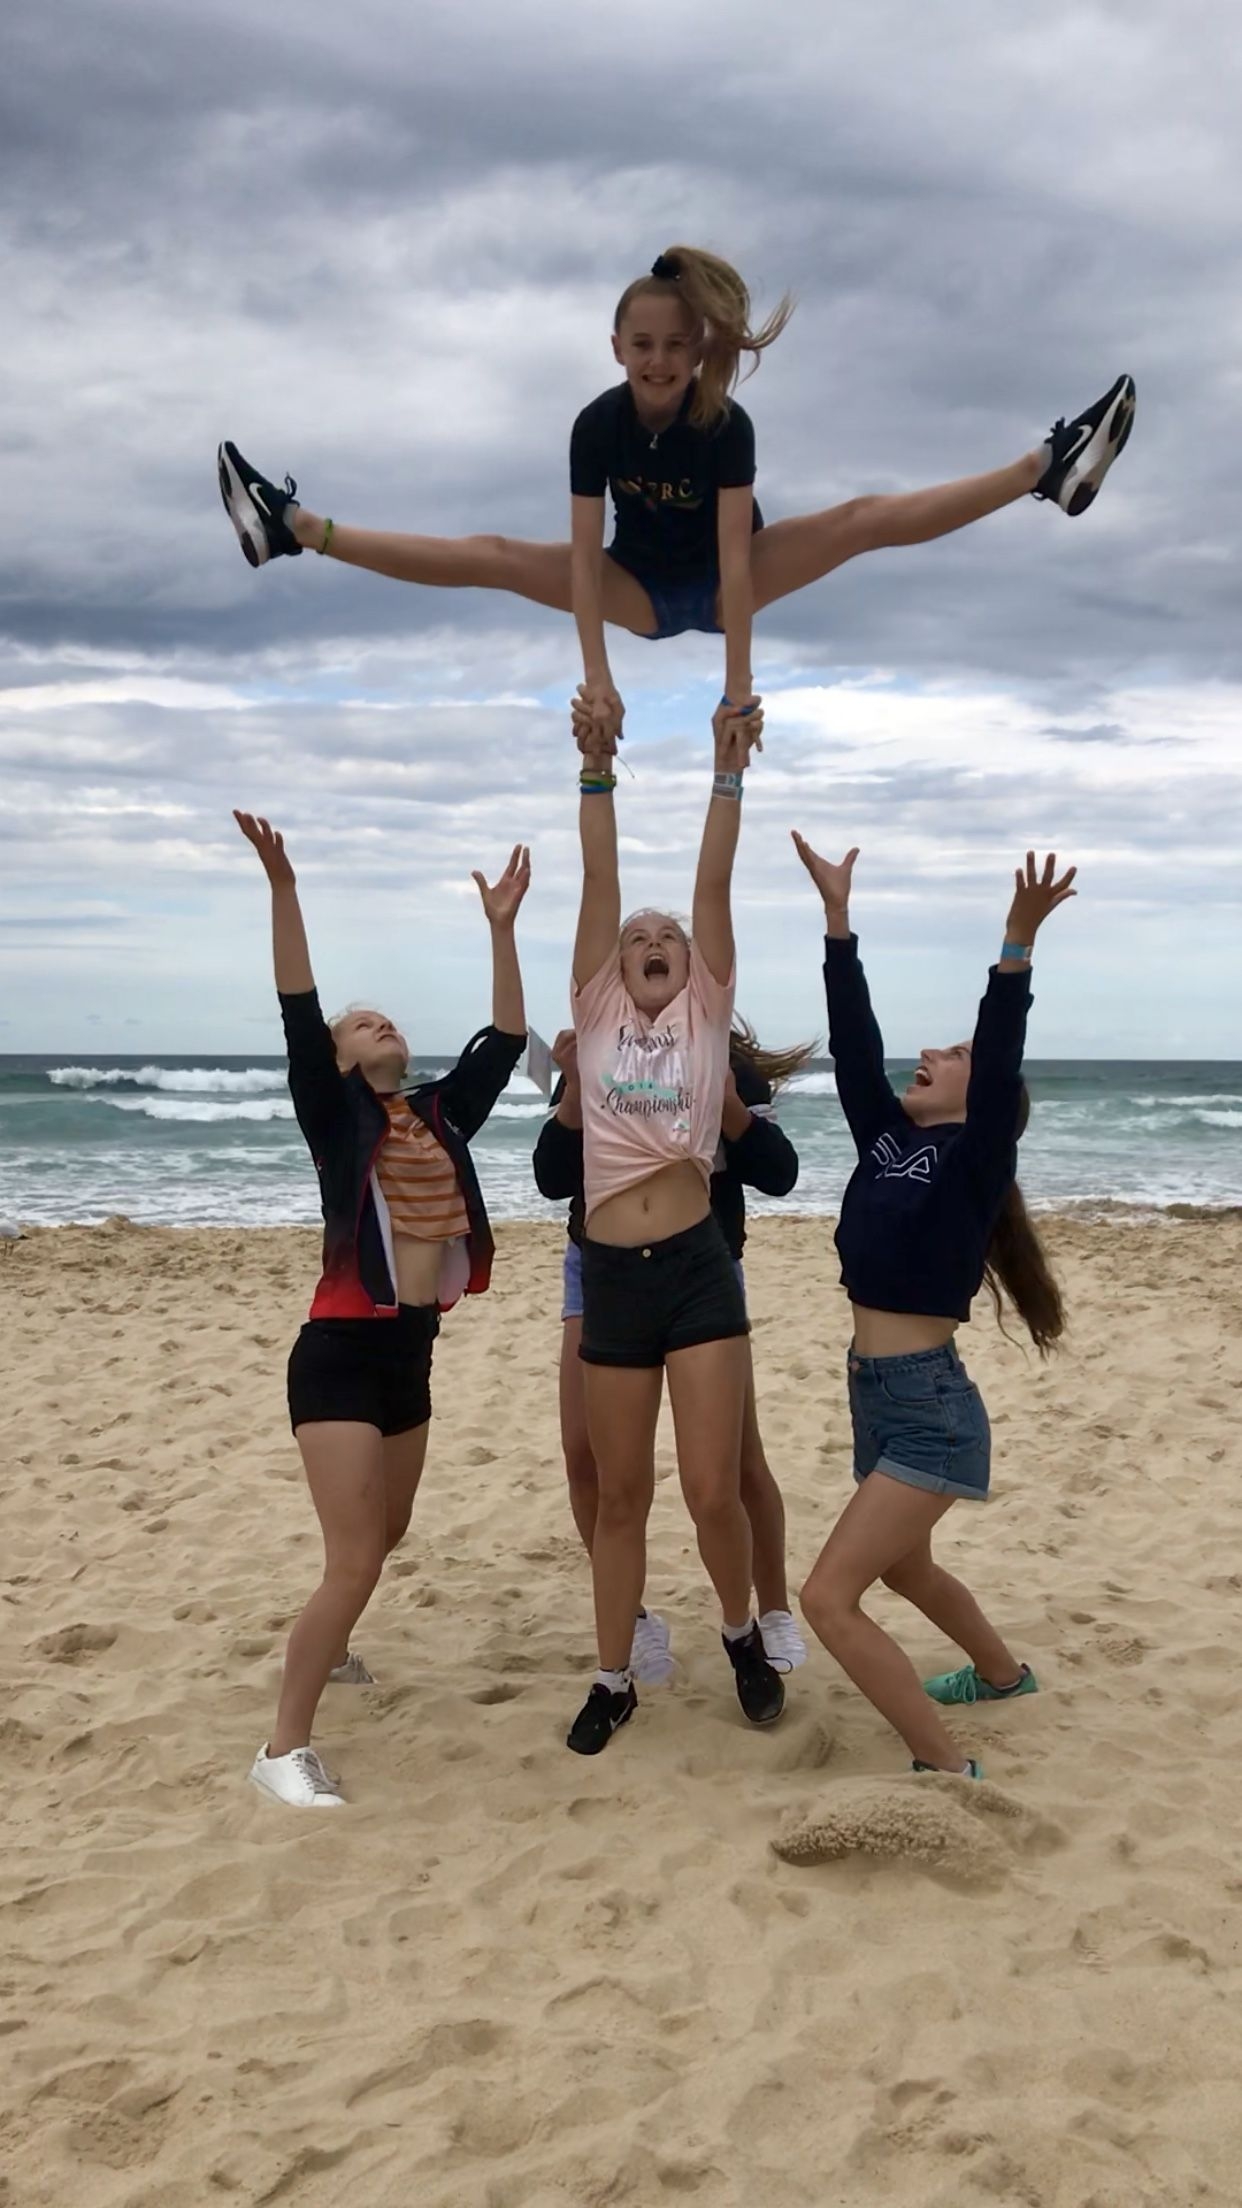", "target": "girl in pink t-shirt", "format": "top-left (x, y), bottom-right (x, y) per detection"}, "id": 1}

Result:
top-left (564, 697), bottom-right (785, 1756)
